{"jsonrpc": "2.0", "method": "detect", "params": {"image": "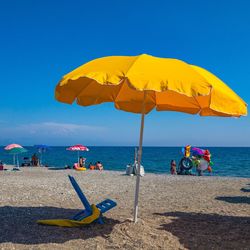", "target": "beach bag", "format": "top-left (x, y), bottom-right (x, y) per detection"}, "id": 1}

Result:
top-left (134, 163), bottom-right (145, 176)
top-left (126, 164), bottom-right (134, 175)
